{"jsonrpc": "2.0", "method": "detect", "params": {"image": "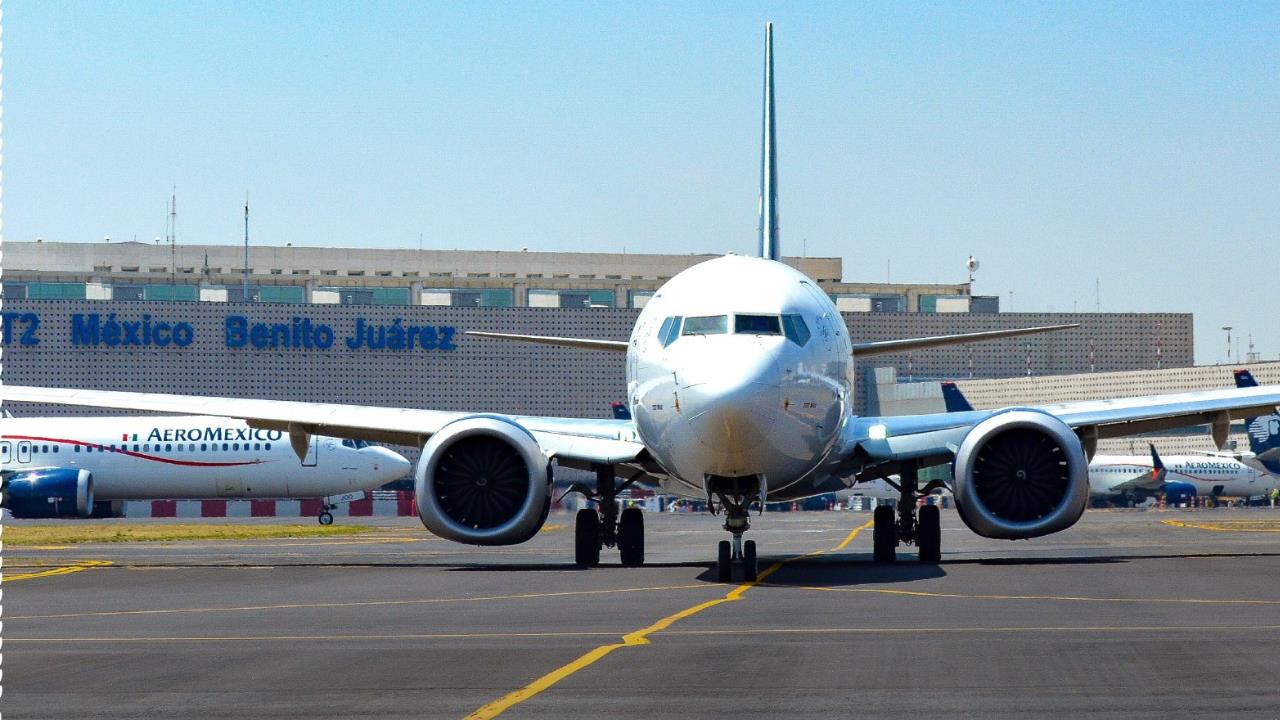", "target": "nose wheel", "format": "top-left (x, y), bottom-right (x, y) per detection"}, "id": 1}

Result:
top-left (711, 481), bottom-right (762, 582)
